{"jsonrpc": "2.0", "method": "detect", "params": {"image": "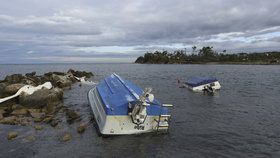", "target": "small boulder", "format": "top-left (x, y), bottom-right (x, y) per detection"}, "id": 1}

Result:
top-left (66, 109), bottom-right (79, 123)
top-left (4, 83), bottom-right (26, 94)
top-left (0, 116), bottom-right (17, 125)
top-left (50, 119), bottom-right (58, 127)
top-left (77, 123), bottom-right (86, 134)
top-left (34, 118), bottom-right (44, 122)
top-left (30, 112), bottom-right (45, 119)
top-left (62, 133), bottom-right (72, 142)
top-left (7, 131), bottom-right (18, 140)
top-left (11, 104), bottom-right (25, 110)
top-left (34, 125), bottom-right (44, 130)
top-left (17, 117), bottom-right (31, 126)
top-left (24, 135), bottom-right (36, 142)
top-left (11, 108), bottom-right (28, 116)
top-left (43, 116), bottom-right (53, 123)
